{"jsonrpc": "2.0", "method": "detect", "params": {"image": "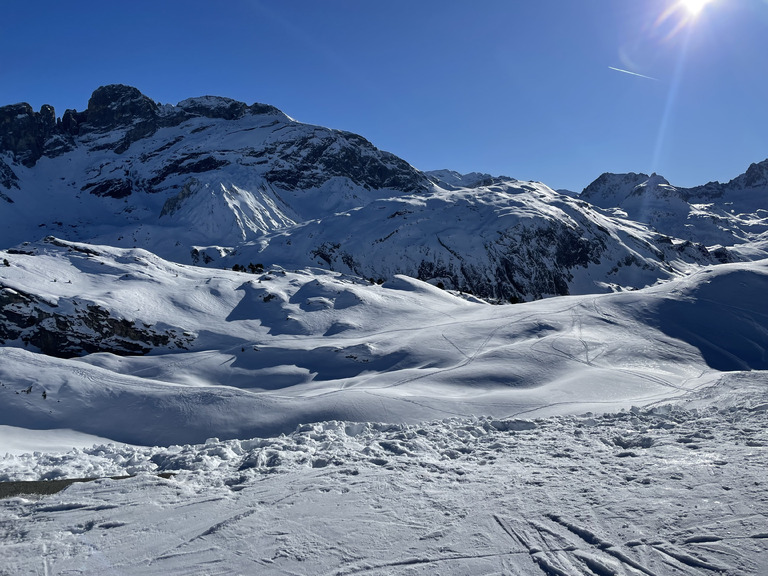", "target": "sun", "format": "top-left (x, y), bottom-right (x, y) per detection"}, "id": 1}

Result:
top-left (680, 0), bottom-right (714, 15)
